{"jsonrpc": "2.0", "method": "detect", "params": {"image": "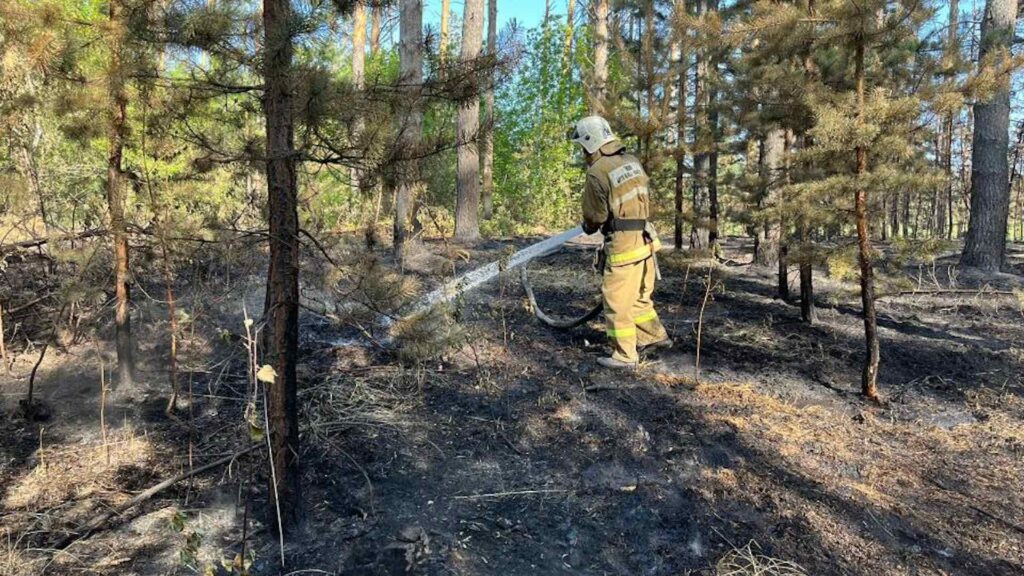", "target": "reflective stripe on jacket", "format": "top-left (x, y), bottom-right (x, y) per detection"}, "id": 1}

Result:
top-left (582, 141), bottom-right (661, 267)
